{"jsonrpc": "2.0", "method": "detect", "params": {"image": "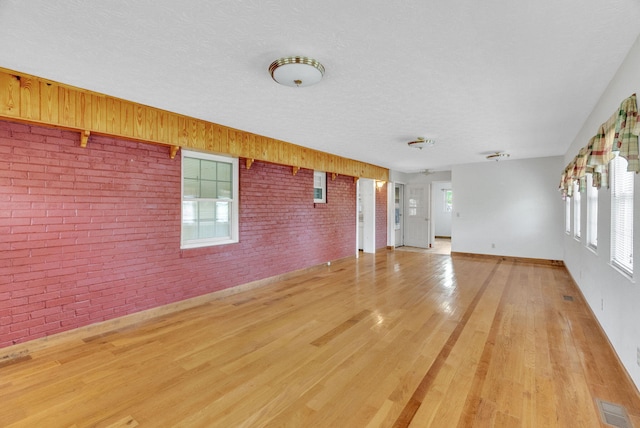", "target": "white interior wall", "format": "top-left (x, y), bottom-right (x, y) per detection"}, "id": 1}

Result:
top-left (451, 156), bottom-right (564, 260)
top-left (563, 33), bottom-right (640, 391)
